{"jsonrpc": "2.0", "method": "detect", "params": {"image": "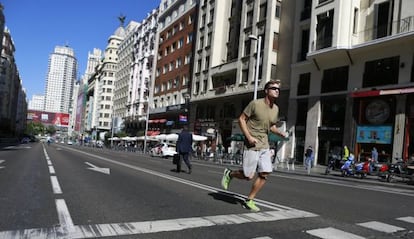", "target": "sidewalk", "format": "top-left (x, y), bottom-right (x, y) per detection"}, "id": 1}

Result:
top-left (272, 162), bottom-right (414, 190)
